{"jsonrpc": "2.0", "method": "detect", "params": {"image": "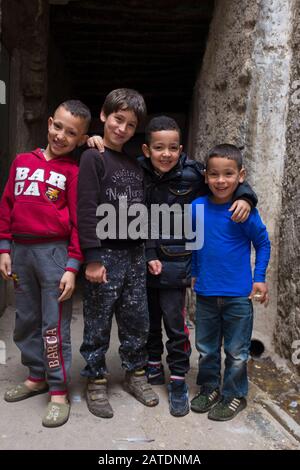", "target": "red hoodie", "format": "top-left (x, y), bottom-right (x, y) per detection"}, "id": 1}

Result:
top-left (0, 148), bottom-right (83, 271)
